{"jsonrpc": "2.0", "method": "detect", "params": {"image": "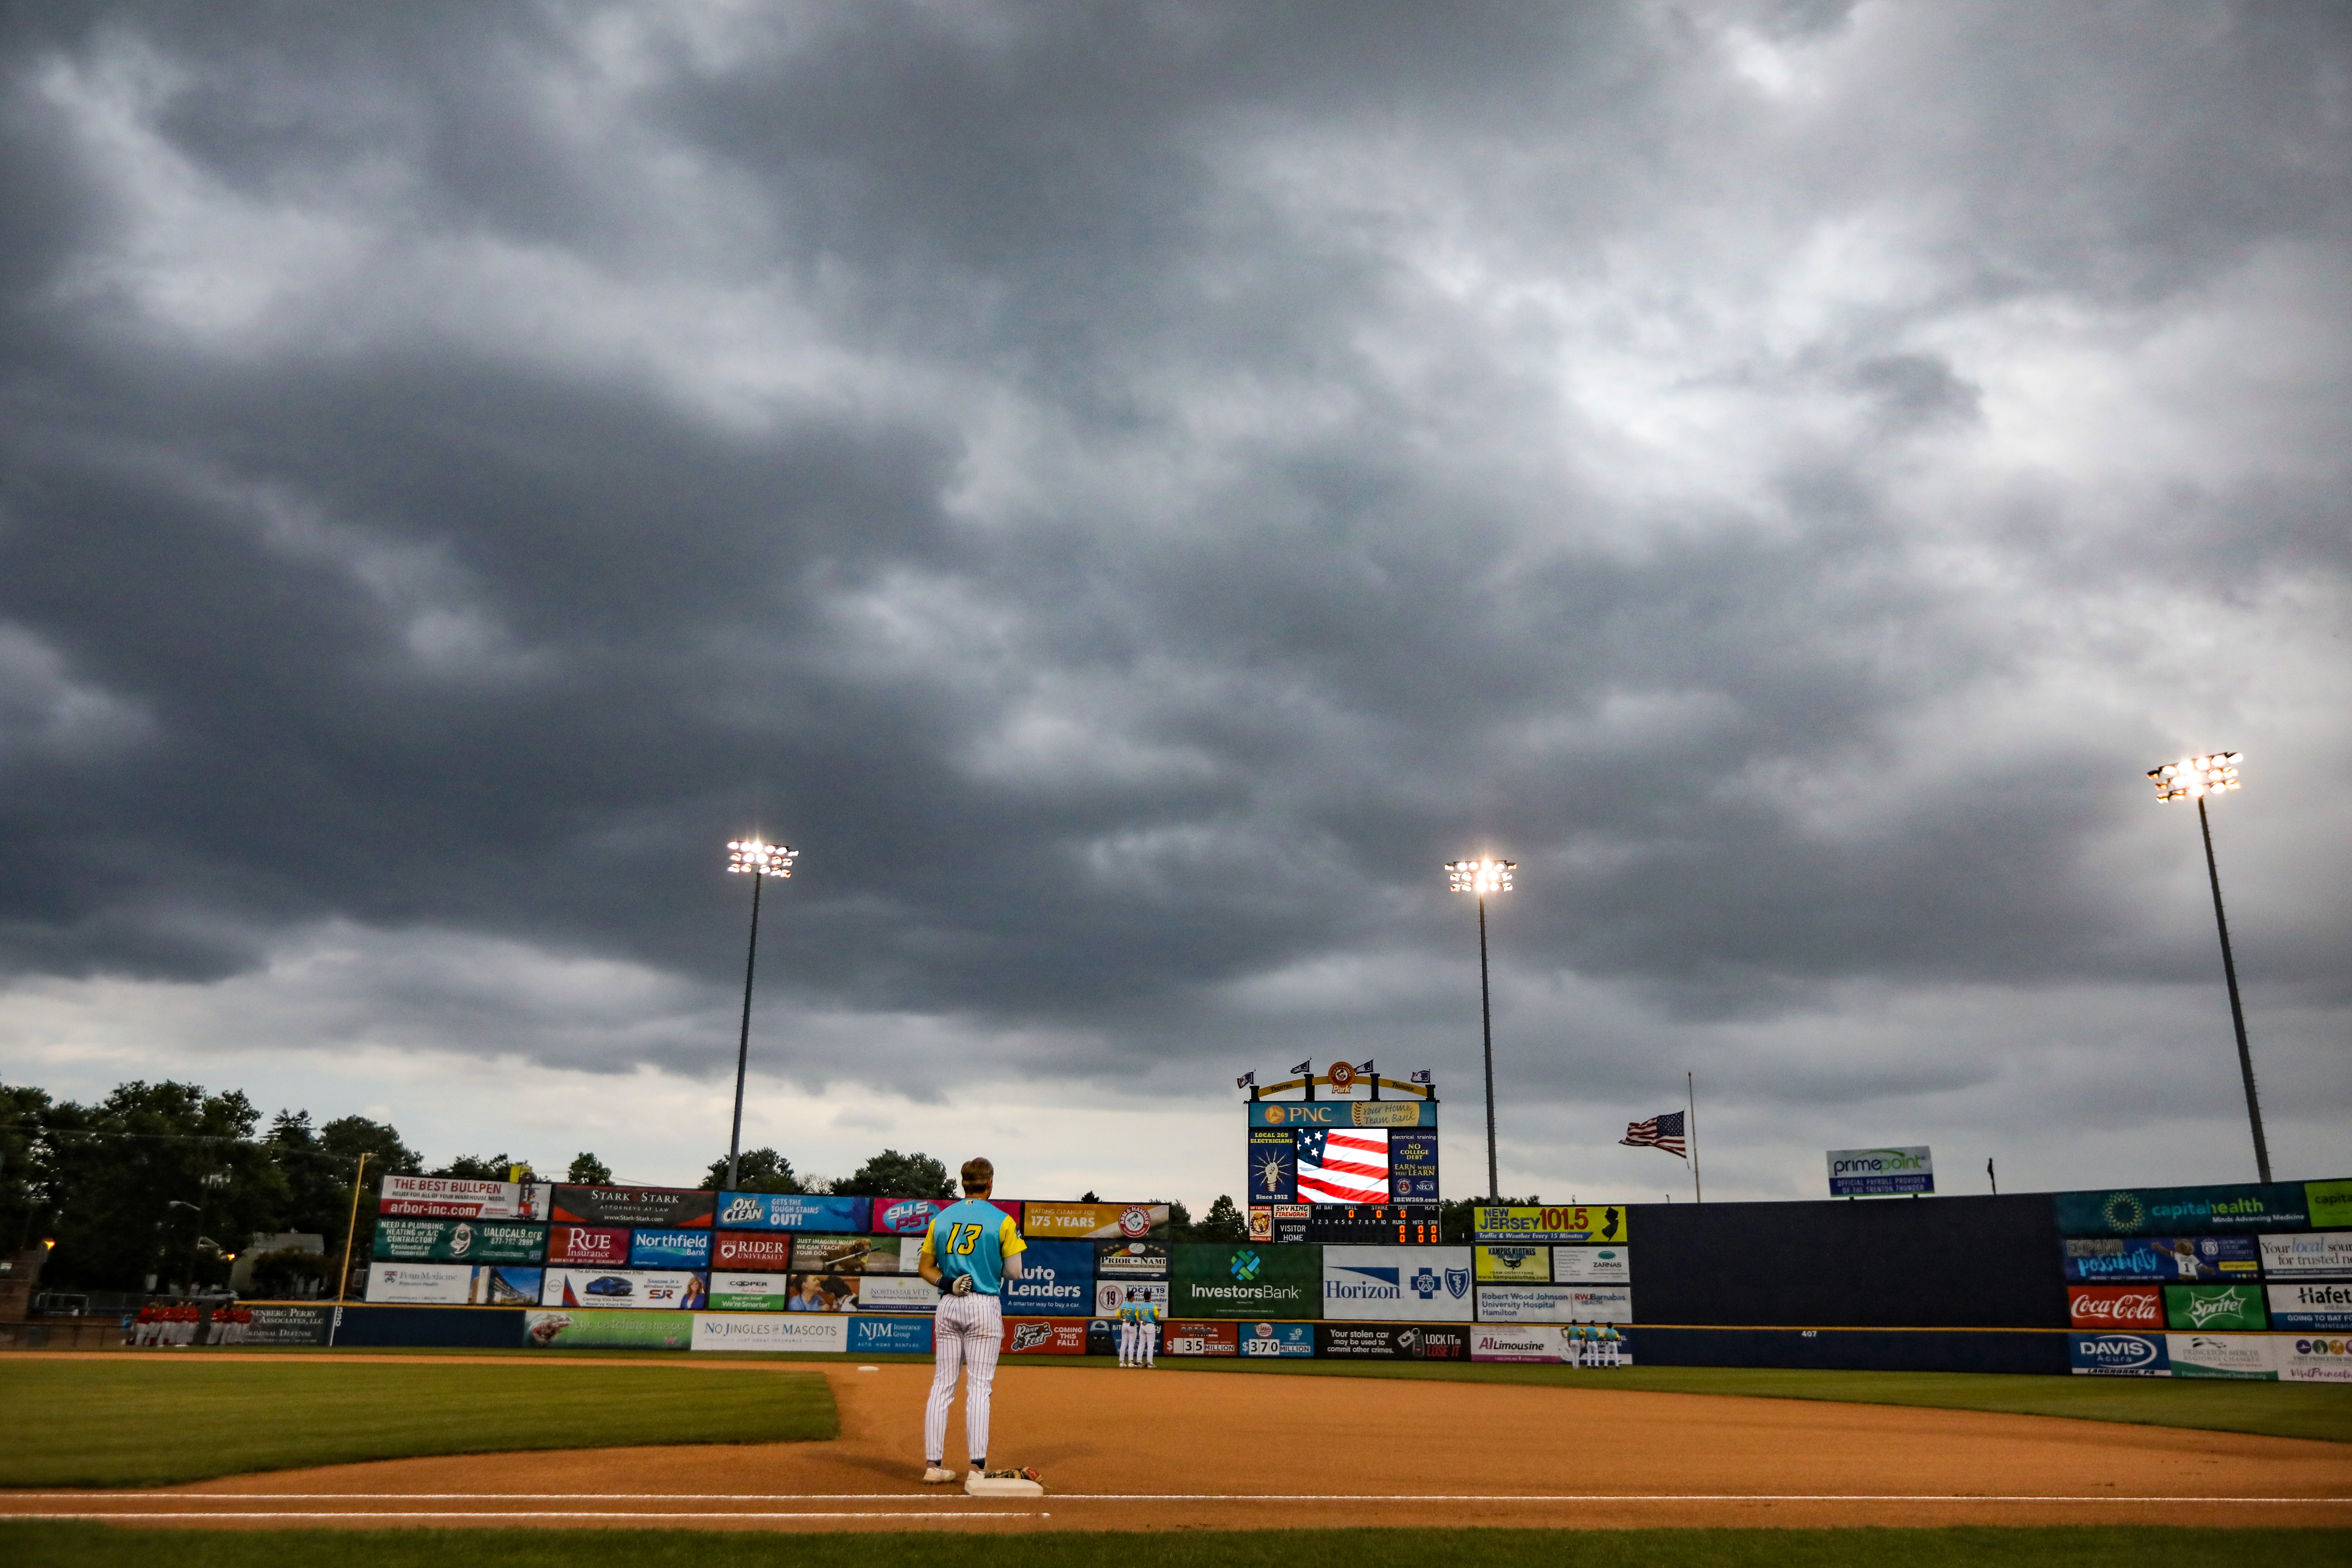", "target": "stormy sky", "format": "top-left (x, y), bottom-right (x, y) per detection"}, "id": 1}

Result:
top-left (2, 1), bottom-right (2346, 1206)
